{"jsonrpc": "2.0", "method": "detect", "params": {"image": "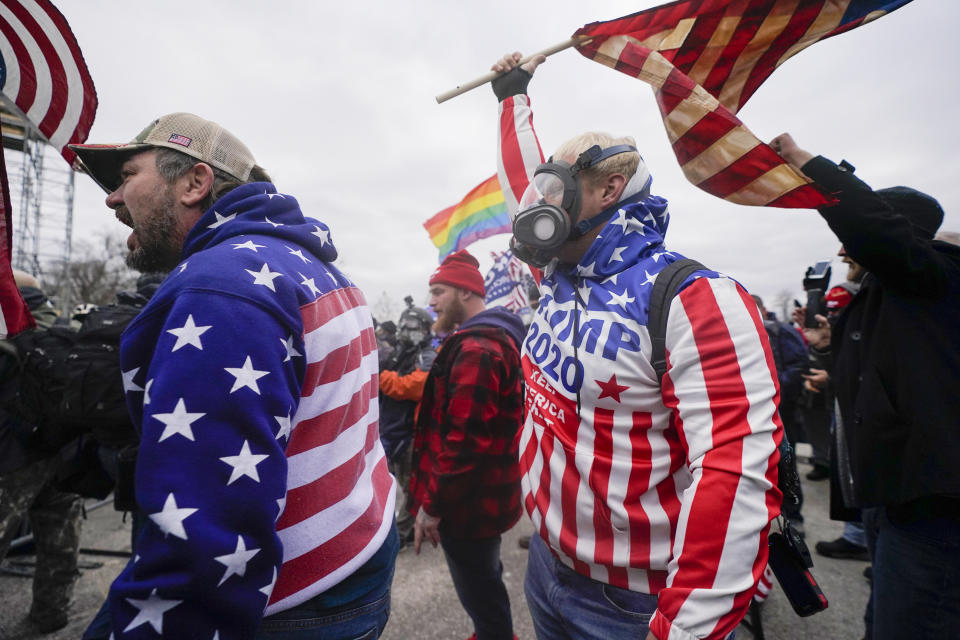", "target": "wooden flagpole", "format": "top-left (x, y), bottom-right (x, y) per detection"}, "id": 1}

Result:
top-left (435, 36), bottom-right (590, 104)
